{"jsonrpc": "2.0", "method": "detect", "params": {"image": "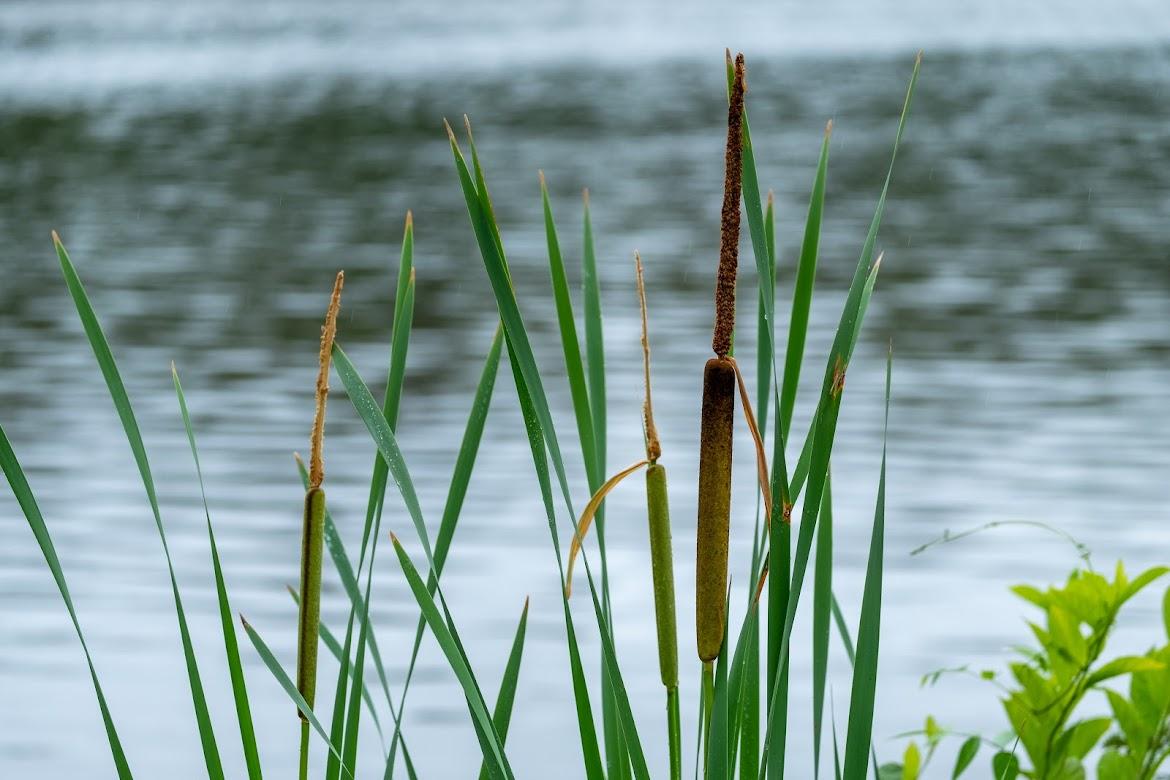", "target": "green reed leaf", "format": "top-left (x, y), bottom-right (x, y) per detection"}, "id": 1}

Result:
top-left (54, 234), bottom-right (224, 780)
top-left (172, 366), bottom-right (263, 779)
top-left (0, 422), bottom-right (134, 779)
